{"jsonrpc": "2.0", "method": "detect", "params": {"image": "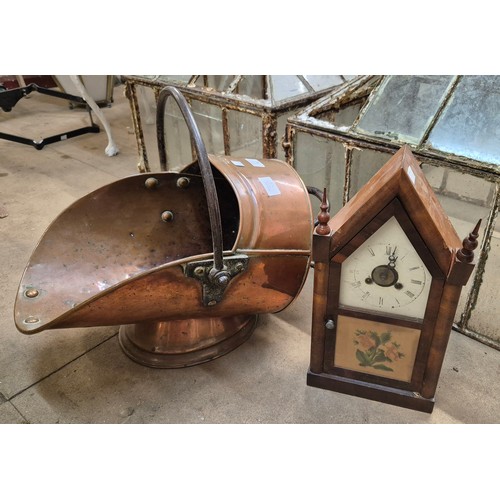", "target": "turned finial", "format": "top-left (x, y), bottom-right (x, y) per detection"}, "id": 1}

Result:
top-left (316, 188), bottom-right (331, 235)
top-left (457, 219), bottom-right (481, 263)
